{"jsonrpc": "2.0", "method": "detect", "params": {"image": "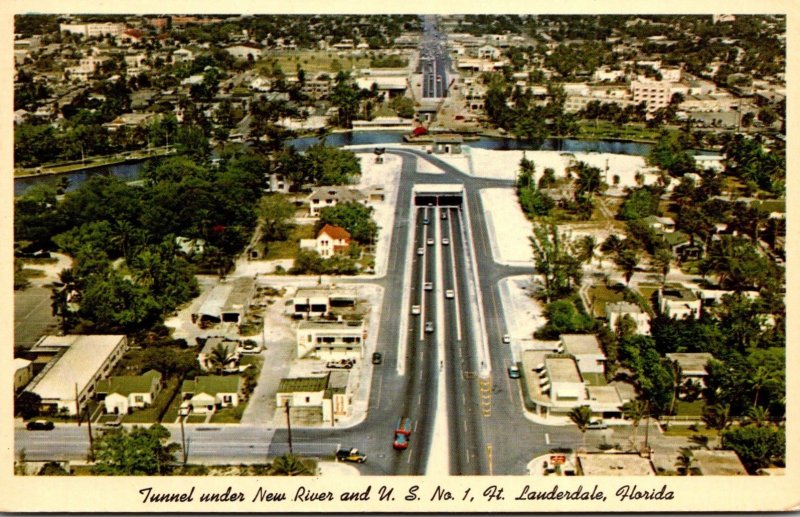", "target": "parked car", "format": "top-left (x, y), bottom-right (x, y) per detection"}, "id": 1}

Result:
top-left (372, 352), bottom-right (382, 365)
top-left (507, 365), bottom-right (521, 379)
top-left (326, 359), bottom-right (355, 369)
top-left (425, 321), bottom-right (434, 333)
top-left (587, 419), bottom-right (608, 430)
top-left (26, 419), bottom-right (54, 431)
top-left (336, 448), bottom-right (367, 463)
top-left (445, 289), bottom-right (455, 299)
